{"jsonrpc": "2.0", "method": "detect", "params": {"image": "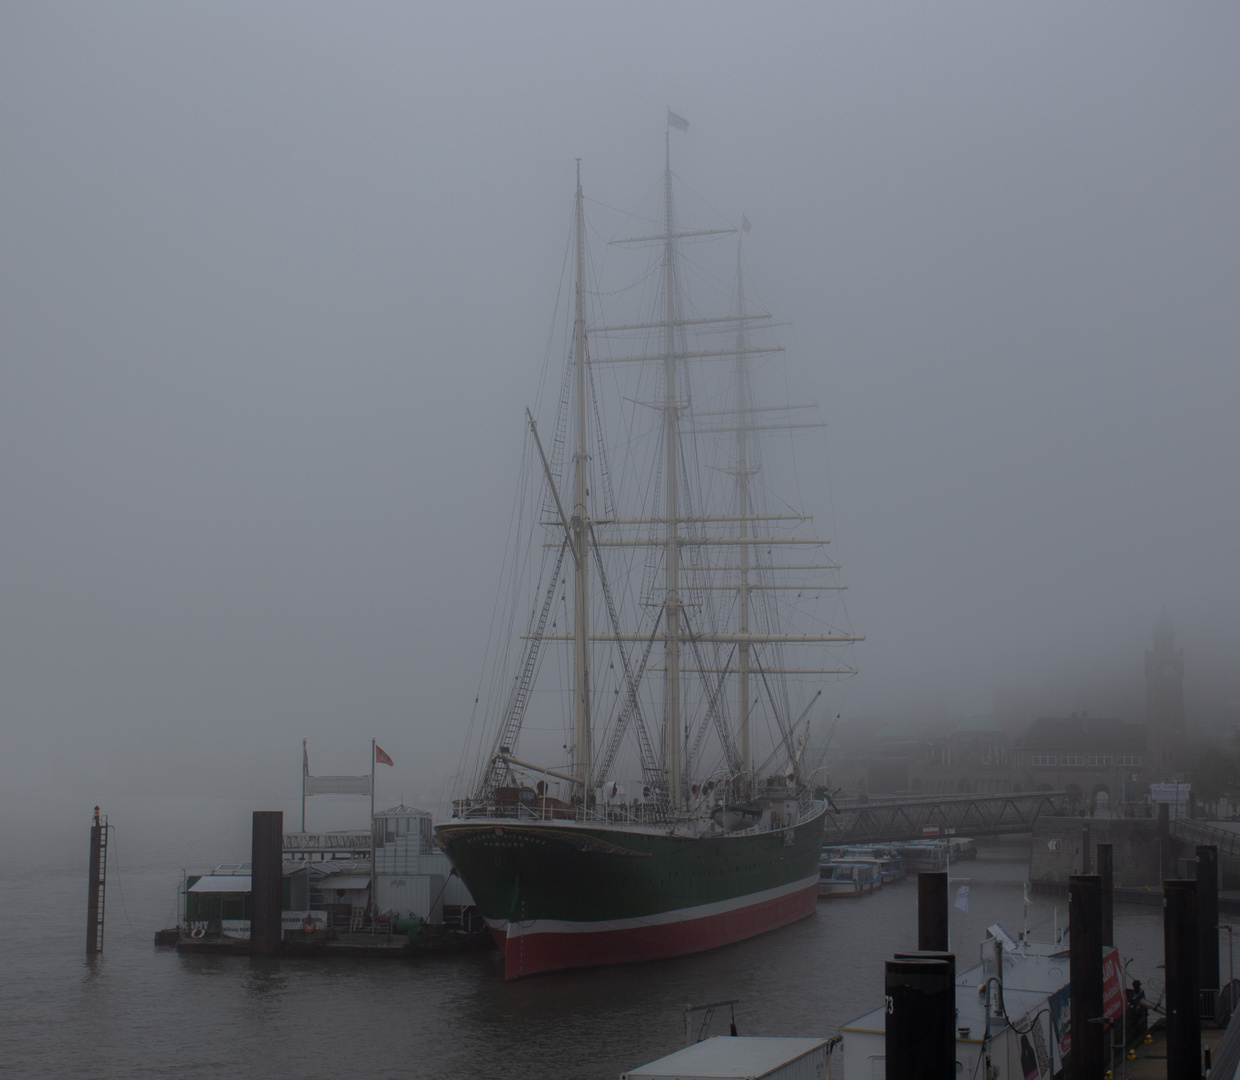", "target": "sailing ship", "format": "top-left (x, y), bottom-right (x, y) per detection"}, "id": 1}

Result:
top-left (436, 123), bottom-right (862, 979)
